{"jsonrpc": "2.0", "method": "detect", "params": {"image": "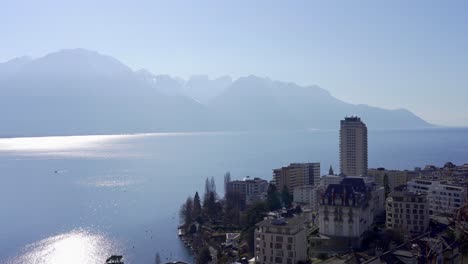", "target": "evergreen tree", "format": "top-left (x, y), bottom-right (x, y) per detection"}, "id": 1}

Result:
top-left (196, 246), bottom-right (212, 264)
top-left (281, 185), bottom-right (293, 208)
top-left (210, 176), bottom-right (217, 199)
top-left (329, 165), bottom-right (334, 175)
top-left (204, 177), bottom-right (211, 202)
top-left (155, 252), bottom-right (161, 264)
top-left (193, 191), bottom-right (202, 220)
top-left (224, 171), bottom-right (231, 193)
top-left (180, 197), bottom-right (193, 227)
top-left (266, 184), bottom-right (281, 211)
top-left (224, 190), bottom-right (245, 226)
